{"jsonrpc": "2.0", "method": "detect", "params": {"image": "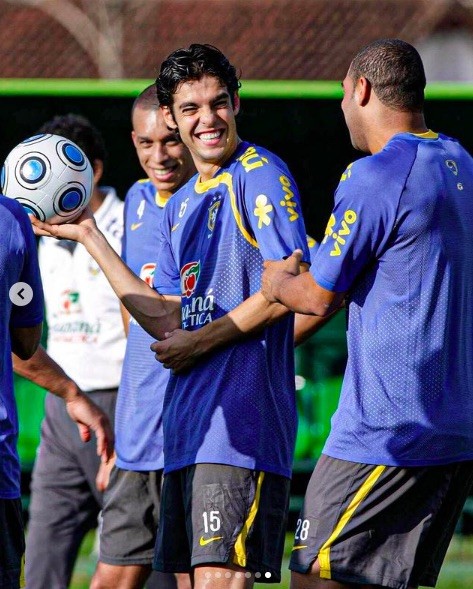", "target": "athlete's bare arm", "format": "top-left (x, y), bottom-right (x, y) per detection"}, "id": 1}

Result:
top-left (262, 250), bottom-right (345, 316)
top-left (13, 345), bottom-right (114, 461)
top-left (152, 262), bottom-right (311, 373)
top-left (30, 209), bottom-right (181, 339)
top-left (10, 323), bottom-right (42, 360)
